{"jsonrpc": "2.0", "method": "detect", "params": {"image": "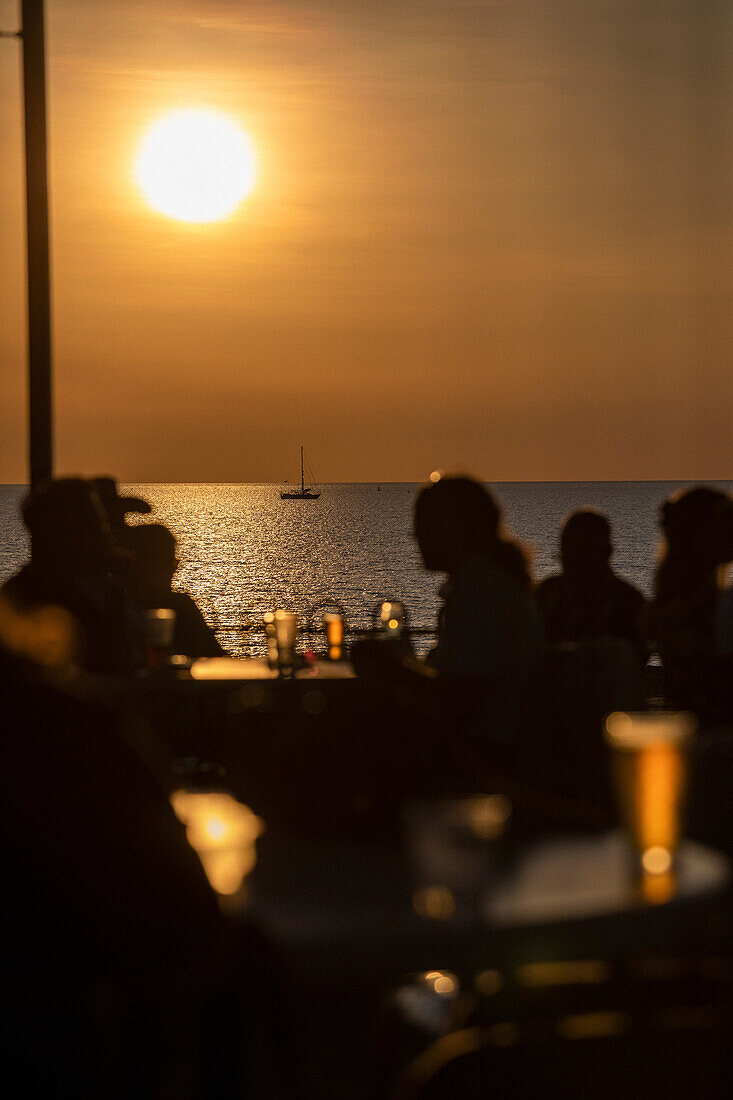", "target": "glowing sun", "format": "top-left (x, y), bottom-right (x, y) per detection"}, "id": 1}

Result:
top-left (135, 109), bottom-right (257, 223)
